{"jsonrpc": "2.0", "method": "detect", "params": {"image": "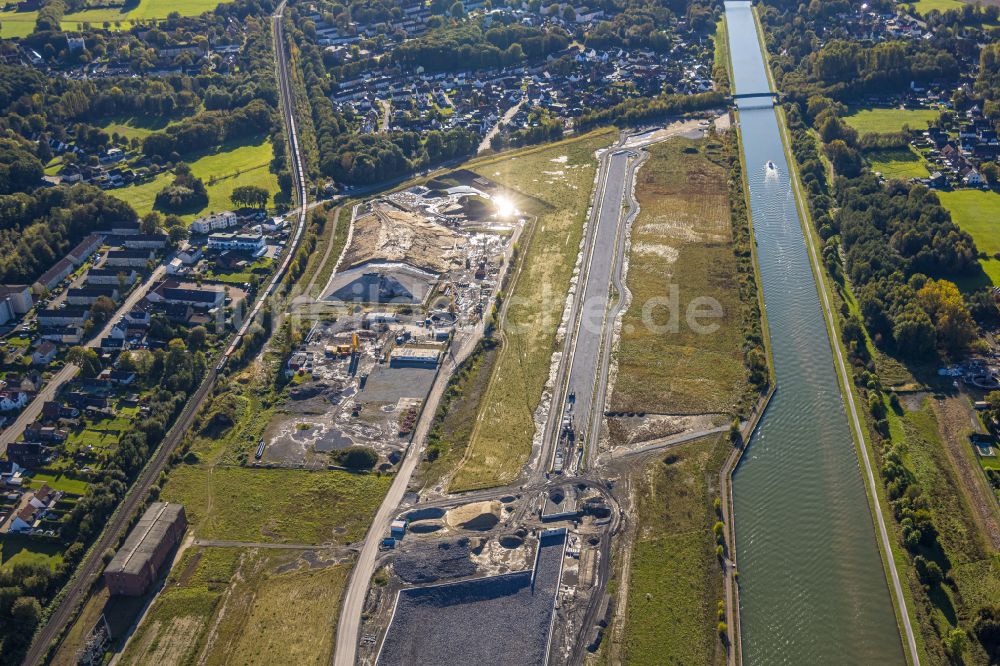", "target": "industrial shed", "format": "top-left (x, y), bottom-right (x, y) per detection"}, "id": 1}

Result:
top-left (104, 503), bottom-right (187, 596)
